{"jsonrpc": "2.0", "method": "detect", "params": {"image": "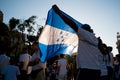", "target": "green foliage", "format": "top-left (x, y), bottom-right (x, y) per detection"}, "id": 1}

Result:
top-left (9, 17), bottom-right (20, 30)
